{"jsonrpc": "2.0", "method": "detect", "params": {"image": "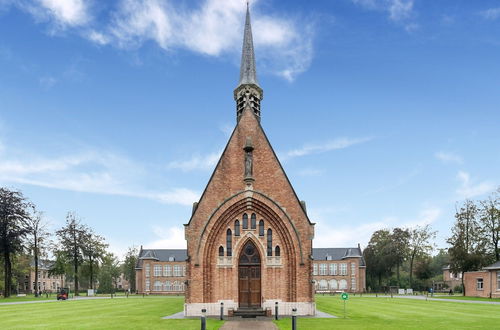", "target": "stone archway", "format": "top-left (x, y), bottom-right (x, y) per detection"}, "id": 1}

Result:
top-left (238, 240), bottom-right (261, 308)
